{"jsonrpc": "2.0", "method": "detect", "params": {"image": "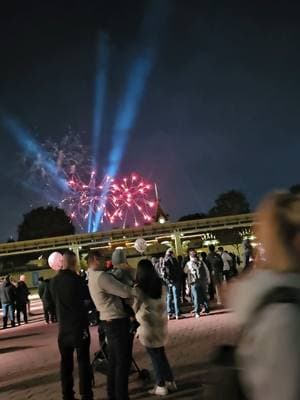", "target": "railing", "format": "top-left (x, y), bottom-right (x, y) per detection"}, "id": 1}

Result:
top-left (0, 213), bottom-right (255, 257)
